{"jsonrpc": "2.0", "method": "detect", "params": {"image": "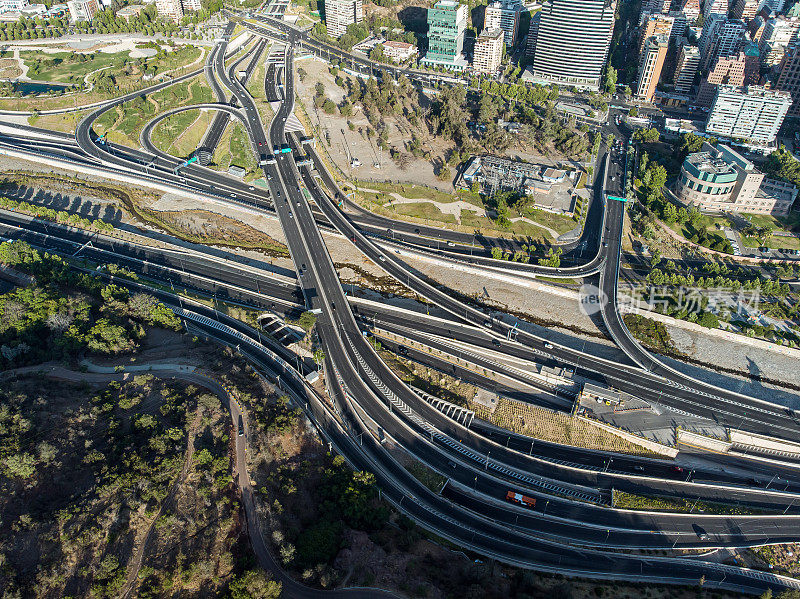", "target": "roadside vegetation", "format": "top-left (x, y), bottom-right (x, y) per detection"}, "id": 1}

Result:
top-left (93, 75), bottom-right (214, 146)
top-left (613, 491), bottom-right (769, 516)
